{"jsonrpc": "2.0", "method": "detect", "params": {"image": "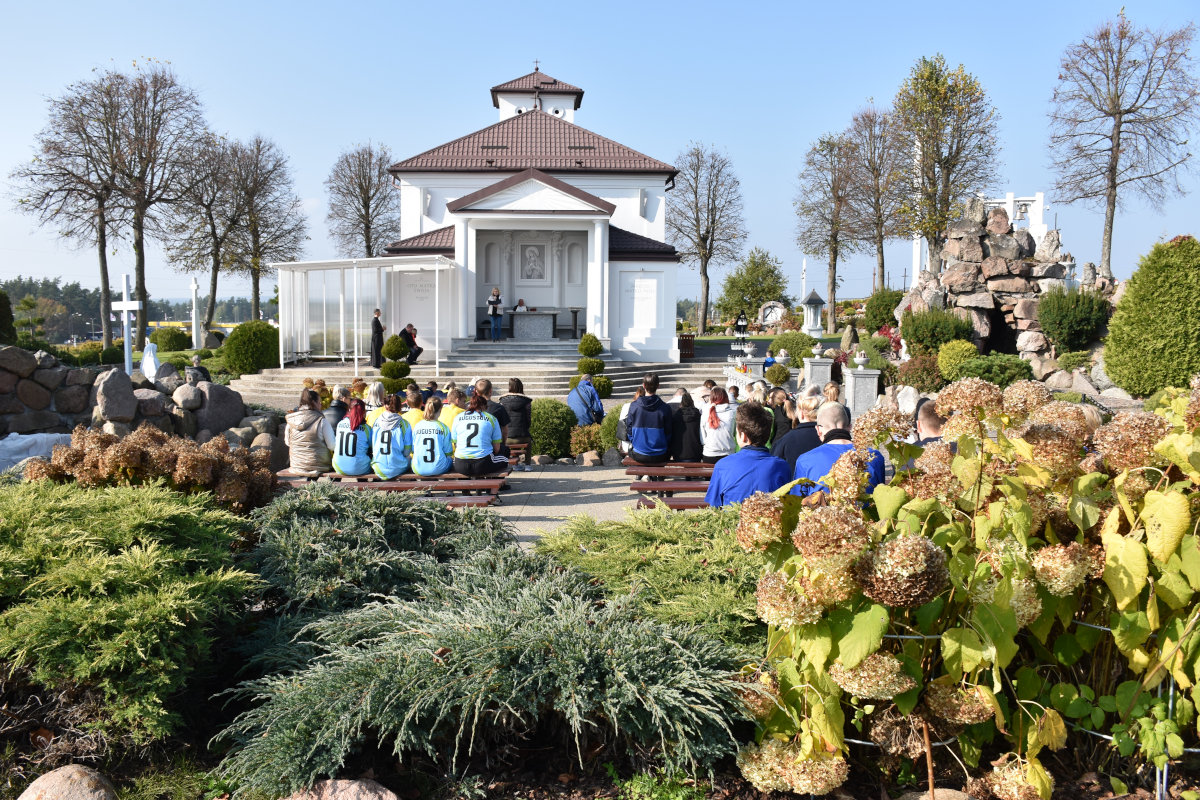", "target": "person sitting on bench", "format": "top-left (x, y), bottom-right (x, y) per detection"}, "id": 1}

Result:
top-left (333, 398), bottom-right (373, 476)
top-left (450, 392), bottom-right (509, 476)
top-left (705, 402), bottom-right (791, 507)
top-left (399, 323), bottom-right (423, 364)
top-left (370, 393), bottom-right (413, 479)
top-left (284, 389), bottom-right (334, 476)
top-left (790, 401), bottom-right (884, 497)
top-left (626, 372), bottom-right (672, 465)
top-left (411, 398), bottom-right (454, 477)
